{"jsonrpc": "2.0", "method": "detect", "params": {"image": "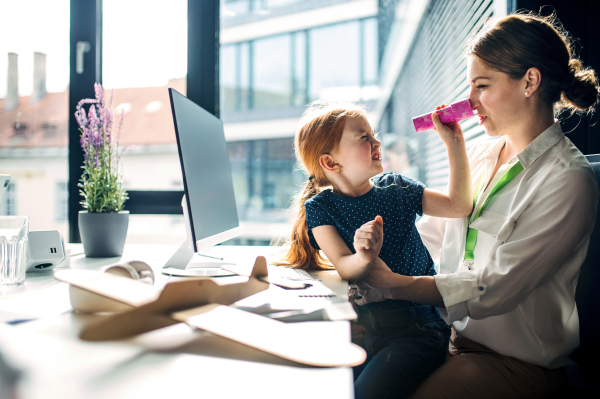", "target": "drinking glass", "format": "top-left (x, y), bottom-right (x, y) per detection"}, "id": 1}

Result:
top-left (0, 216), bottom-right (29, 287)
